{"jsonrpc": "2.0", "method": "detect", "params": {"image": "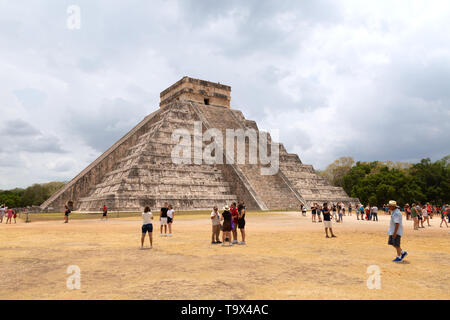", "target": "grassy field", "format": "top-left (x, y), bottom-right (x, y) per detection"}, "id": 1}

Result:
top-left (1, 211), bottom-right (449, 300)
